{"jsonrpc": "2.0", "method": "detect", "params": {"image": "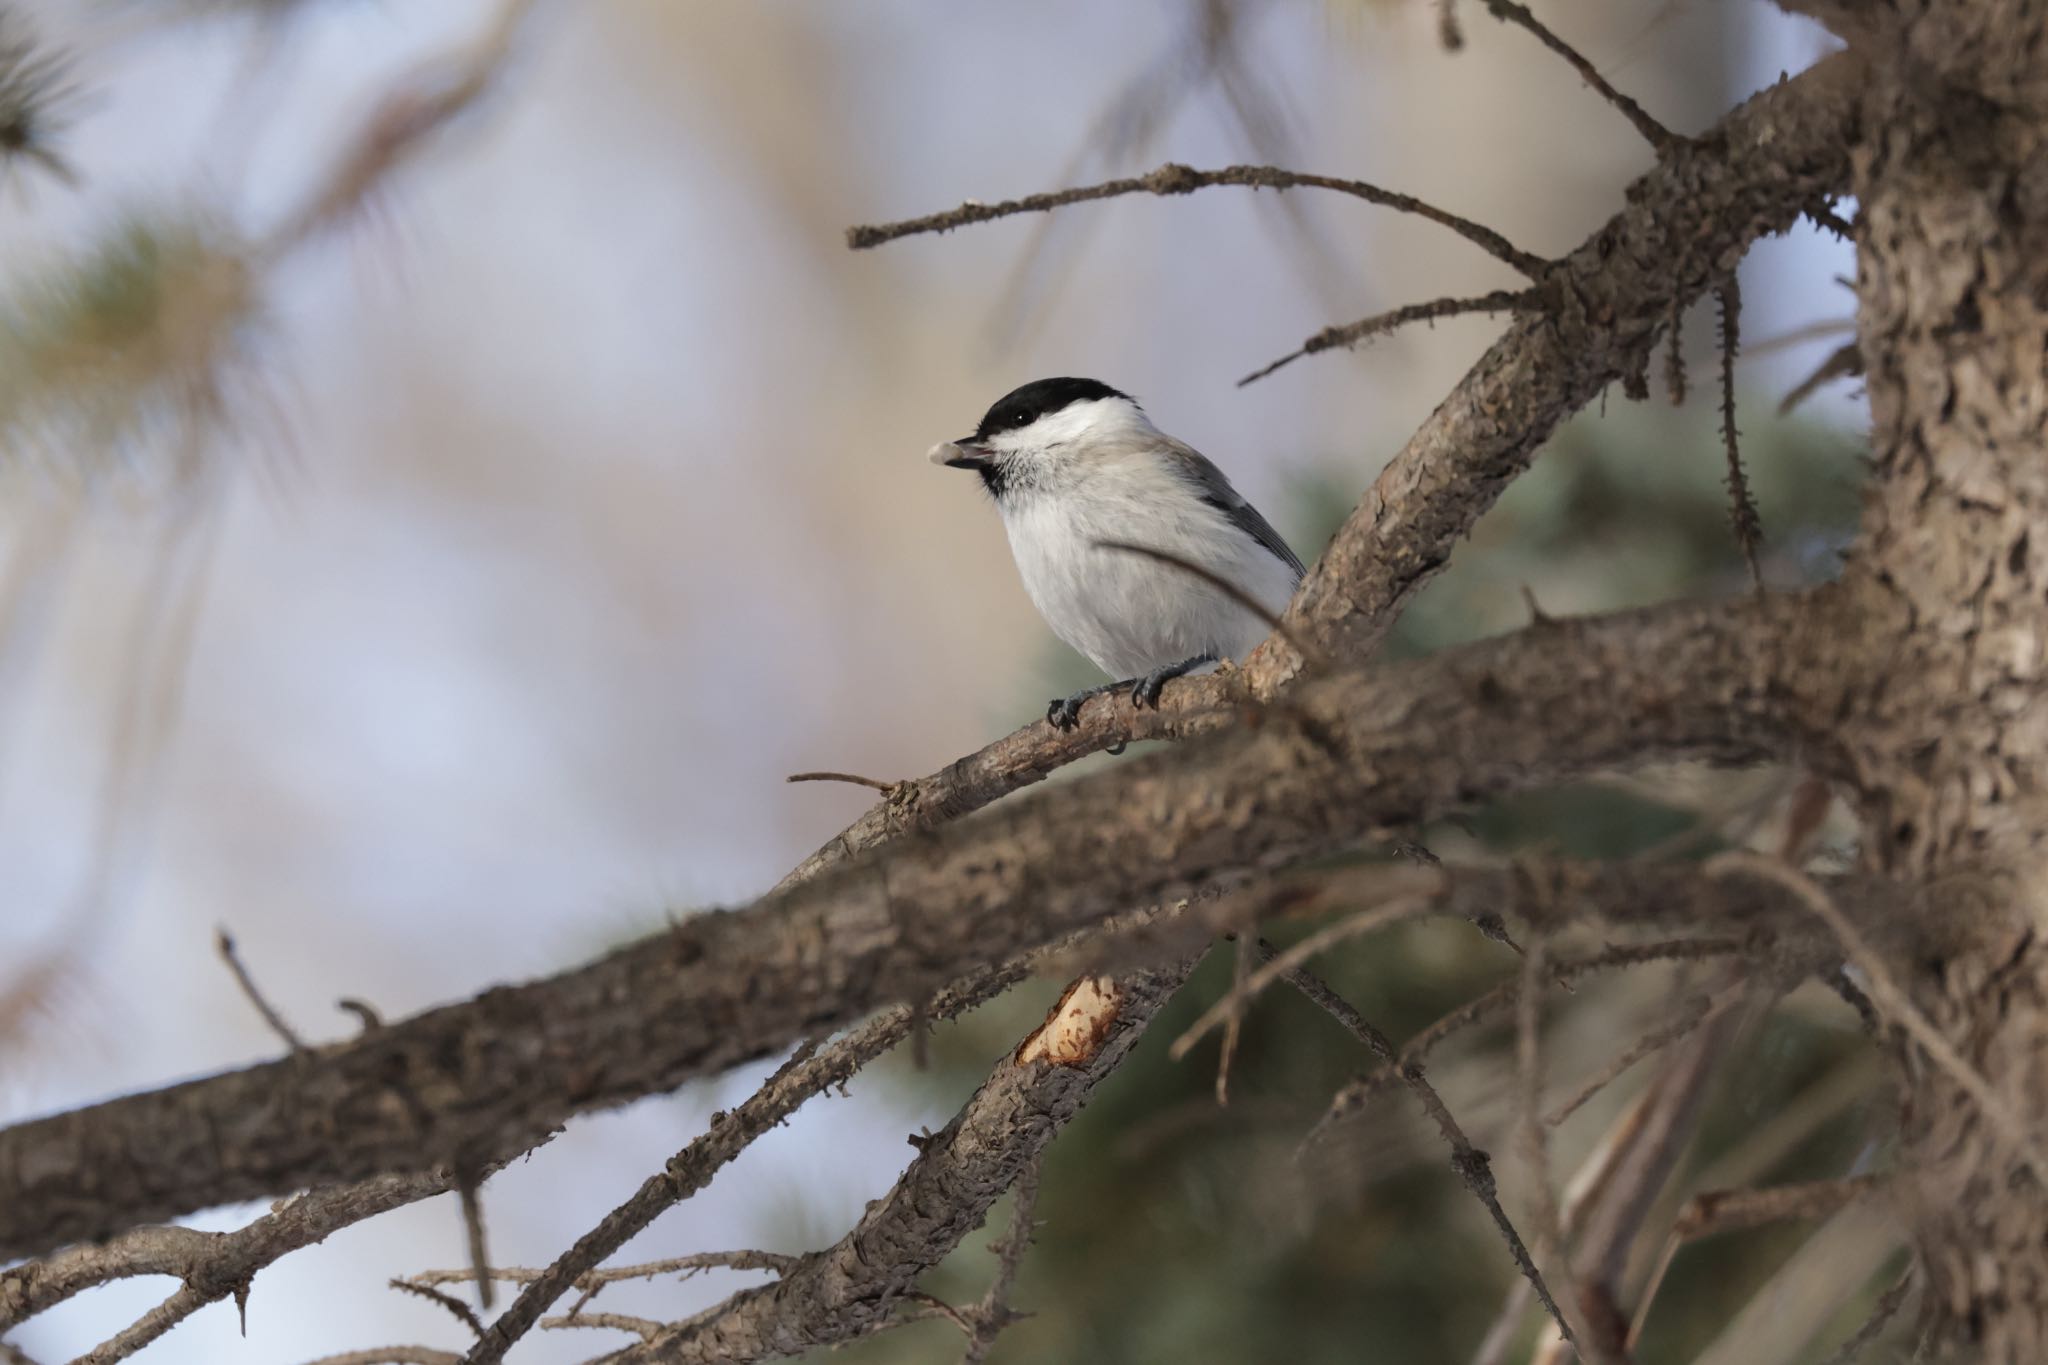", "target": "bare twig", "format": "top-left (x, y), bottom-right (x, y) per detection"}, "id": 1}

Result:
top-left (1816, 1261), bottom-right (1917, 1365)
top-left (409, 1250), bottom-right (795, 1298)
top-left (387, 1279), bottom-right (483, 1338)
top-left (1511, 937), bottom-right (1589, 1352)
top-left (300, 1351), bottom-right (460, 1365)
top-left (1543, 982), bottom-right (1740, 1128)
top-left (1214, 932), bottom-right (1254, 1107)
top-left (1710, 852), bottom-right (2048, 1182)
top-left (1278, 948), bottom-right (1574, 1345)
top-left (1238, 289), bottom-right (1538, 387)
top-left (453, 961), bottom-right (1028, 1362)
top-left (456, 1180), bottom-right (492, 1311)
top-left (1780, 340), bottom-right (1864, 415)
top-left (849, 161), bottom-right (1547, 277)
top-left (1170, 898), bottom-right (1428, 1059)
top-left (1717, 279), bottom-right (1764, 588)
top-left (58, 1163), bottom-right (500, 1365)
top-left (214, 928), bottom-right (306, 1052)
top-left (1664, 298), bottom-right (1688, 406)
top-left (1482, 0), bottom-right (1677, 152)
top-left (1310, 935), bottom-right (1753, 1145)
top-left (1436, 0), bottom-right (1466, 50)
top-left (961, 1153), bottom-right (1043, 1364)
top-left (786, 771), bottom-right (901, 793)
top-left (1672, 1173), bottom-right (1885, 1241)
top-left (539, 1310), bottom-right (661, 1340)
top-left (1568, 982), bottom-right (1755, 1358)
